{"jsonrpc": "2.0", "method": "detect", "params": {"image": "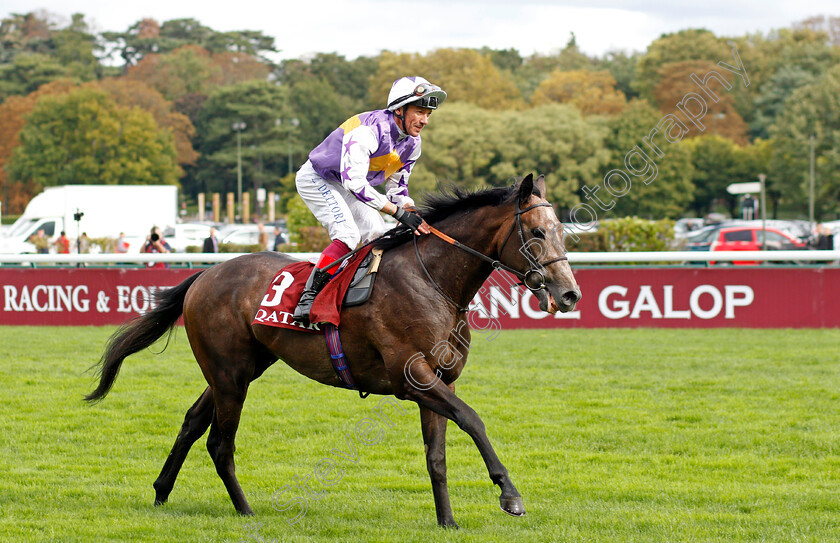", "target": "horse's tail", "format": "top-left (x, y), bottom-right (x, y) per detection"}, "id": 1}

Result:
top-left (84, 271), bottom-right (204, 403)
